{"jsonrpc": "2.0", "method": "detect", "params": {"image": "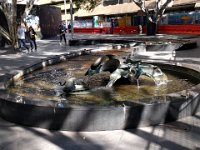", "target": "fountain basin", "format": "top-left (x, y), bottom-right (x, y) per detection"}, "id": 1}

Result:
top-left (0, 50), bottom-right (200, 131)
top-left (69, 38), bottom-right (197, 51)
